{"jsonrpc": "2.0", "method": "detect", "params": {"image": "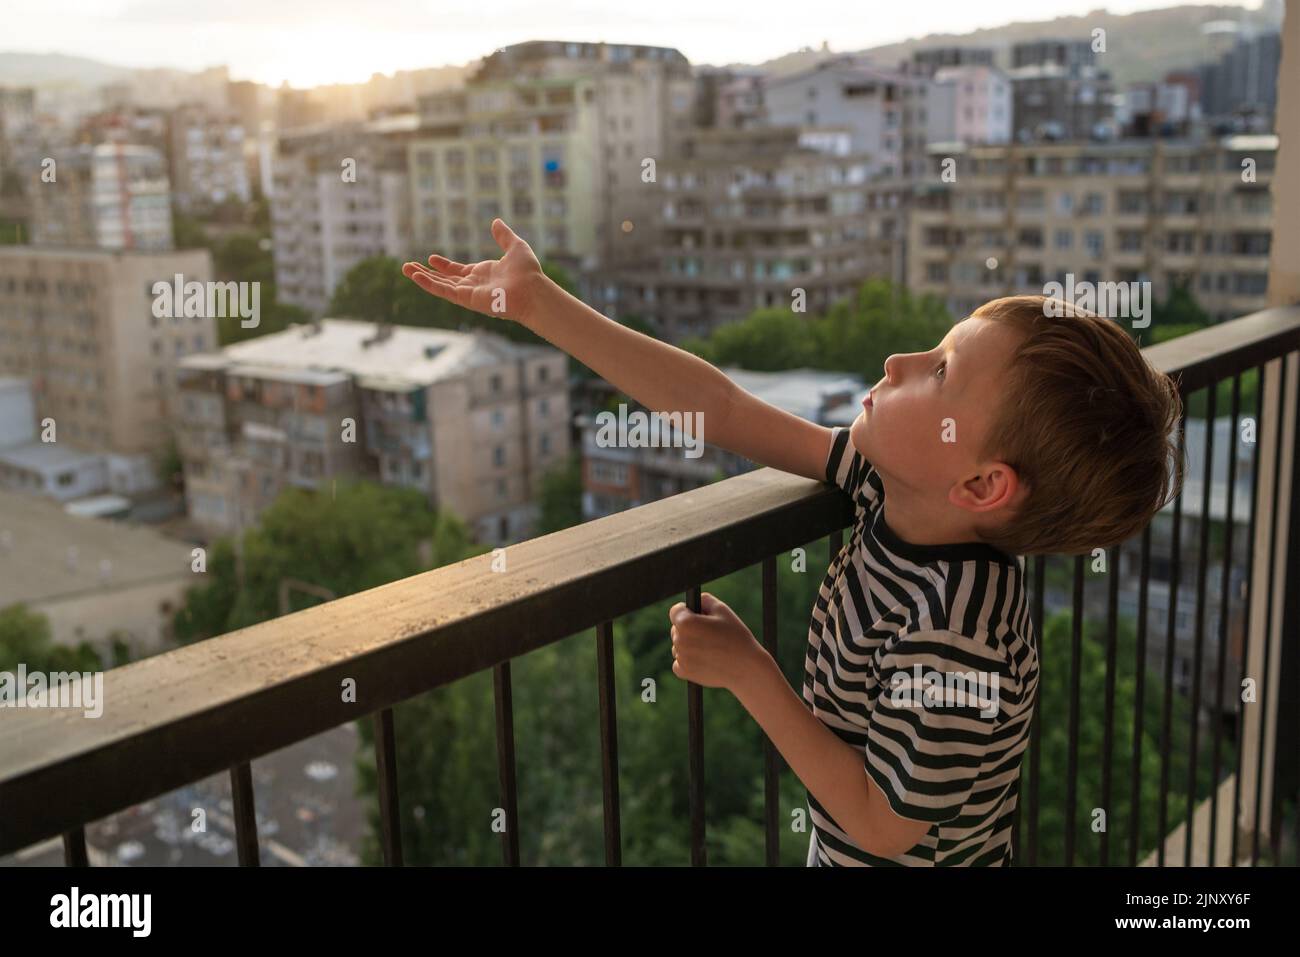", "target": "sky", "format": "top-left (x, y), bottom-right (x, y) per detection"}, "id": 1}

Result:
top-left (1, 0), bottom-right (1265, 88)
